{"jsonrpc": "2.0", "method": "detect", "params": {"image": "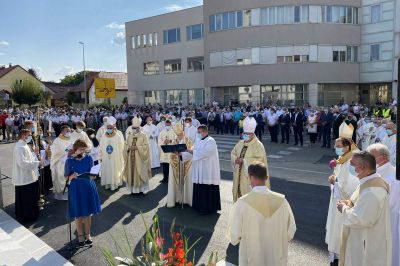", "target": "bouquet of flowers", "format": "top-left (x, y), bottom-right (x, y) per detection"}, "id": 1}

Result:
top-left (102, 214), bottom-right (201, 266)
